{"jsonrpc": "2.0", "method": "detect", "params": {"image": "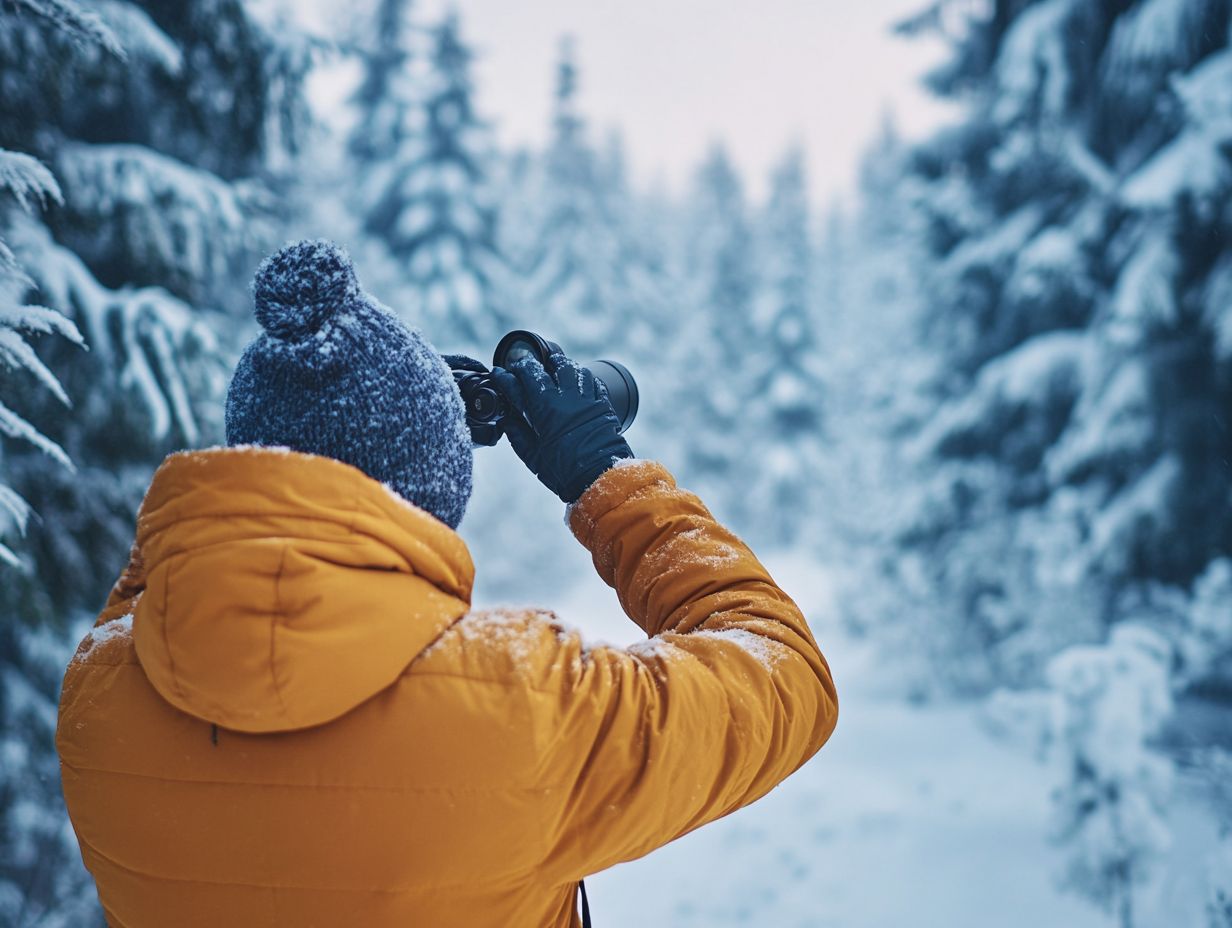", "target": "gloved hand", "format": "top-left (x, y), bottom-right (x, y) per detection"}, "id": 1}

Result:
top-left (491, 352), bottom-right (634, 504)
